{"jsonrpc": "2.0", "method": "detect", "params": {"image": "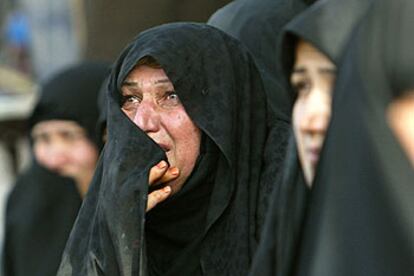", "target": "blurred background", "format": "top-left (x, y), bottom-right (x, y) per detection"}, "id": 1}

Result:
top-left (0, 0), bottom-right (230, 273)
